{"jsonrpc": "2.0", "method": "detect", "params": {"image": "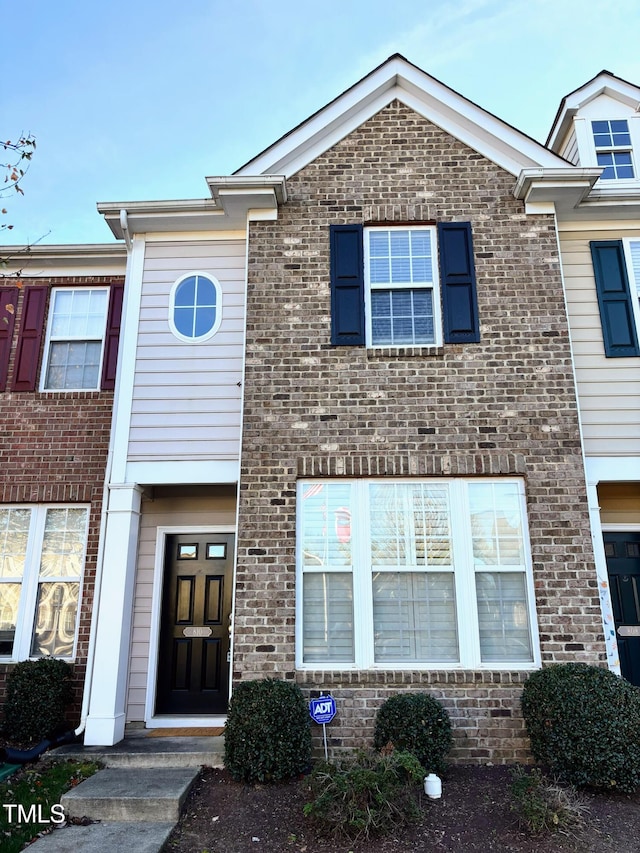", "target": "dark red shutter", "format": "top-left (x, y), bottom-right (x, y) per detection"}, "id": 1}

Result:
top-left (438, 222), bottom-right (480, 344)
top-left (12, 285), bottom-right (48, 391)
top-left (590, 241), bottom-right (640, 357)
top-left (330, 224), bottom-right (365, 346)
top-left (101, 282), bottom-right (124, 390)
top-left (0, 287), bottom-right (19, 391)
